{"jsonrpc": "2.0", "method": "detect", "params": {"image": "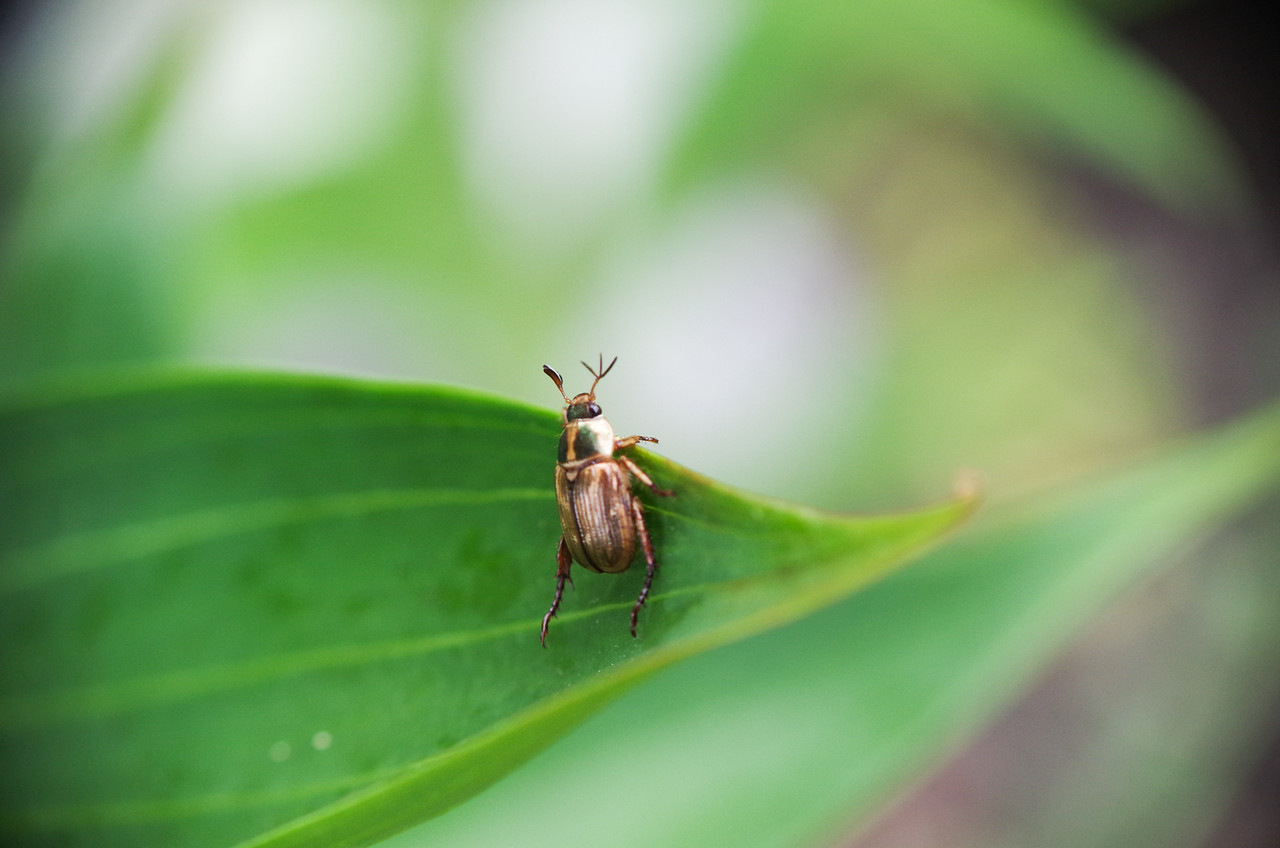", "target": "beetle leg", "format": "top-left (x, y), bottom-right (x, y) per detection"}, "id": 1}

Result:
top-left (615, 434), bottom-right (658, 450)
top-left (617, 453), bottom-right (674, 498)
top-left (629, 498), bottom-right (658, 637)
top-left (540, 537), bottom-right (574, 647)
